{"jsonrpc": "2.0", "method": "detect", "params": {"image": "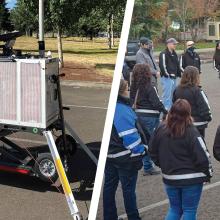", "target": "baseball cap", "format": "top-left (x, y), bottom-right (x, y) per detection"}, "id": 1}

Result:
top-left (140, 37), bottom-right (151, 45)
top-left (166, 38), bottom-right (179, 44)
top-left (186, 41), bottom-right (195, 47)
